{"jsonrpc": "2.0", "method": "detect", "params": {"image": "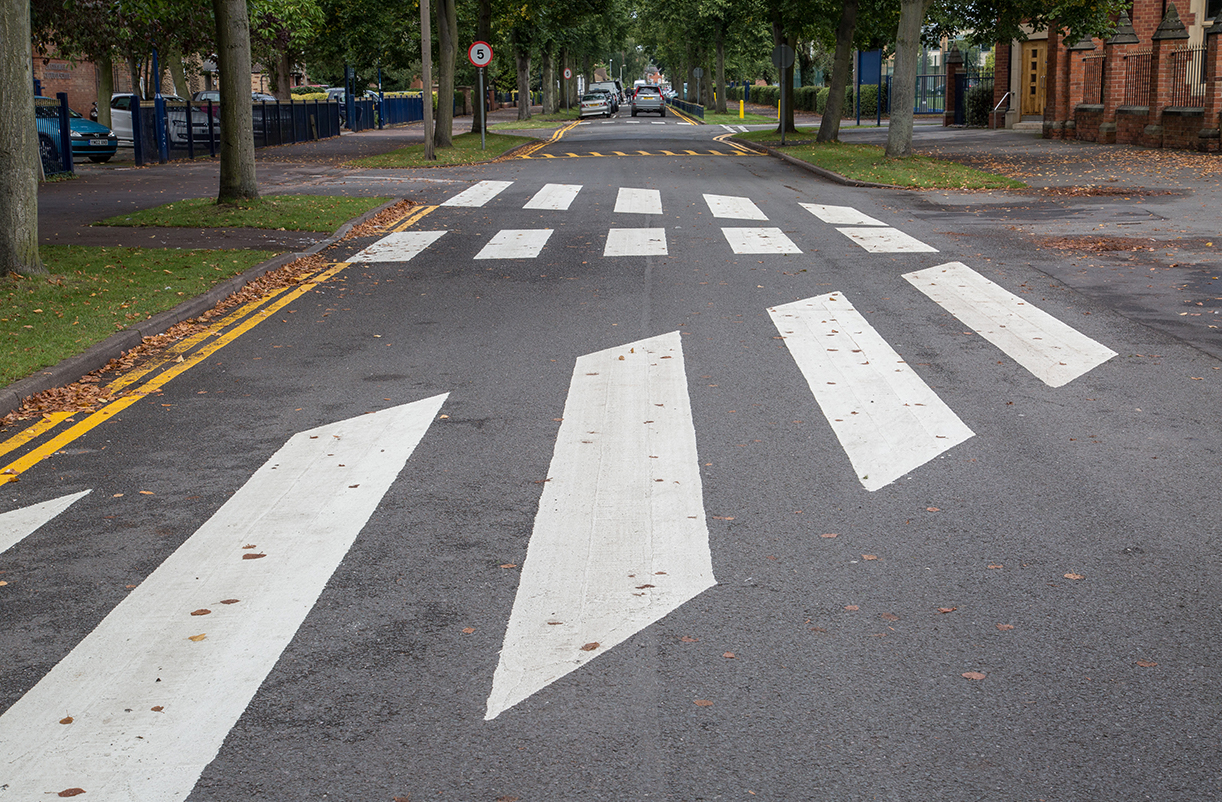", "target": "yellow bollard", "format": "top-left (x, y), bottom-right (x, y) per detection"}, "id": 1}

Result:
top-left (739, 99), bottom-right (744, 119)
